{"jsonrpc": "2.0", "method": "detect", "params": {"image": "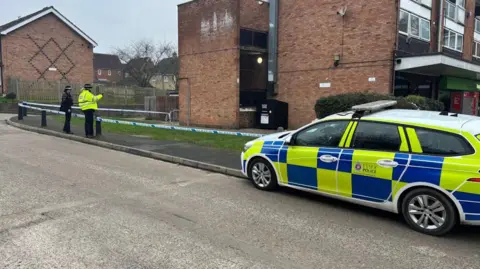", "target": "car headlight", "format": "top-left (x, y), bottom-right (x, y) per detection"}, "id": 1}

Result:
top-left (243, 141), bottom-right (254, 152)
